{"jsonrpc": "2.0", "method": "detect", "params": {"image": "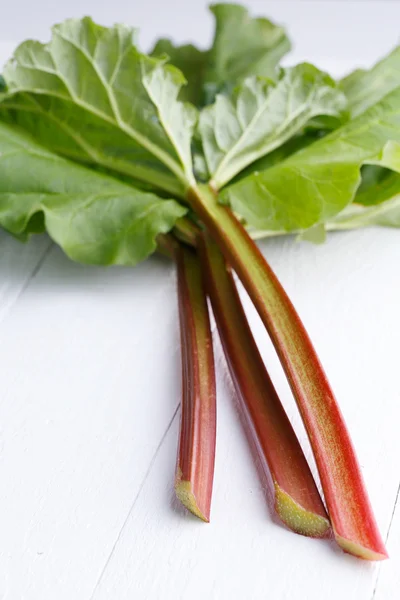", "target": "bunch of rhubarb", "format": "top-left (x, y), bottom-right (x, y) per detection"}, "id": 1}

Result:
top-left (1, 2), bottom-right (399, 560)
